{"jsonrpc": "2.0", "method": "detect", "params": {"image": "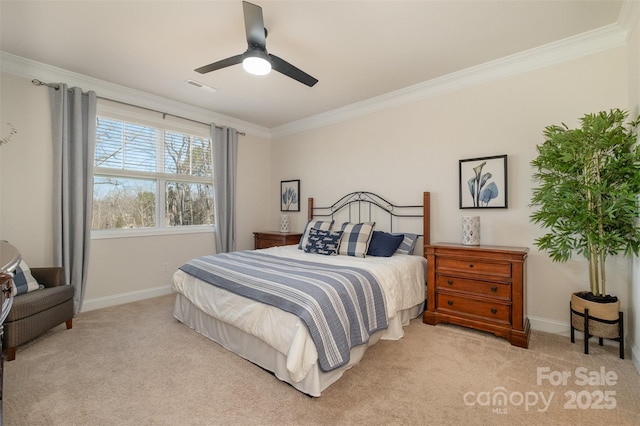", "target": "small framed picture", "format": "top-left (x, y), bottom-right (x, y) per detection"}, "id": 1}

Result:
top-left (281, 179), bottom-right (300, 212)
top-left (459, 155), bottom-right (507, 209)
